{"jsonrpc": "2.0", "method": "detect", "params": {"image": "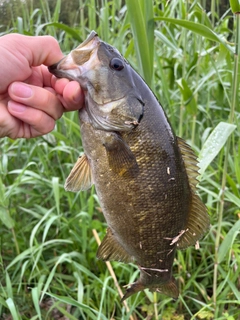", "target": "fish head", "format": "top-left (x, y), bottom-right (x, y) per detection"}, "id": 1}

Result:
top-left (49, 31), bottom-right (144, 131)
